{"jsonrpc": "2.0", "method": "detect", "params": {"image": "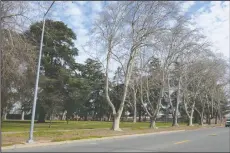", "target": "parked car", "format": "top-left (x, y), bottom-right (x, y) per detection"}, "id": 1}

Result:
top-left (225, 118), bottom-right (230, 127)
